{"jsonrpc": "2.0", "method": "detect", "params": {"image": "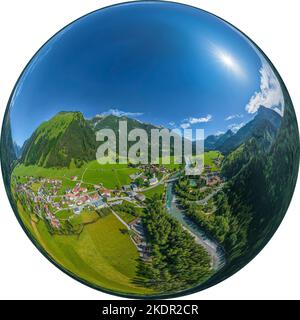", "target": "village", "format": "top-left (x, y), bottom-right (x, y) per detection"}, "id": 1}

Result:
top-left (12, 154), bottom-right (224, 261)
top-left (12, 163), bottom-right (180, 260)
top-left (201, 166), bottom-right (222, 187)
